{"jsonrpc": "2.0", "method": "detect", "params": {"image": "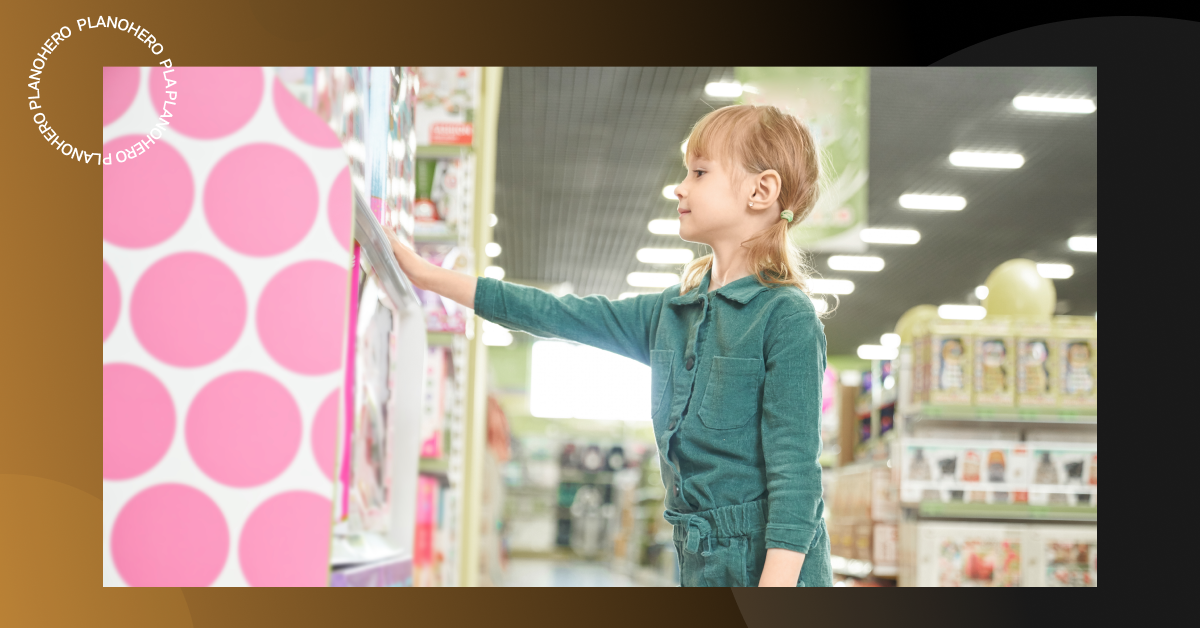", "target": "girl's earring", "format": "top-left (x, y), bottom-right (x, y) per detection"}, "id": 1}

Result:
top-left (749, 201), bottom-right (754, 208)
